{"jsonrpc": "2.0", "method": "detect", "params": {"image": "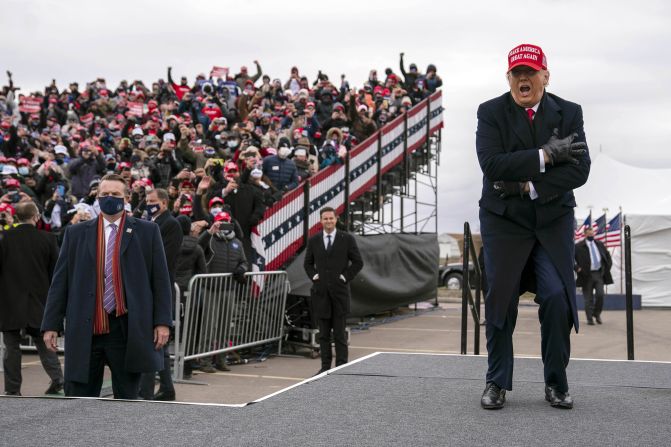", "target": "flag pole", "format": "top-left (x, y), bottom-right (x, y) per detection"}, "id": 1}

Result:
top-left (603, 207), bottom-right (608, 294)
top-left (620, 206), bottom-right (627, 293)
